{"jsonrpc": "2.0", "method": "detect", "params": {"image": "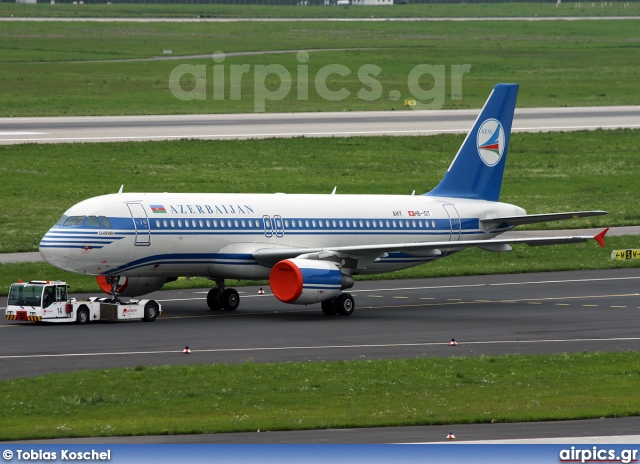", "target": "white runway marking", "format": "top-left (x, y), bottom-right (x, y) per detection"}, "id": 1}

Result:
top-left (0, 131), bottom-right (47, 135)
